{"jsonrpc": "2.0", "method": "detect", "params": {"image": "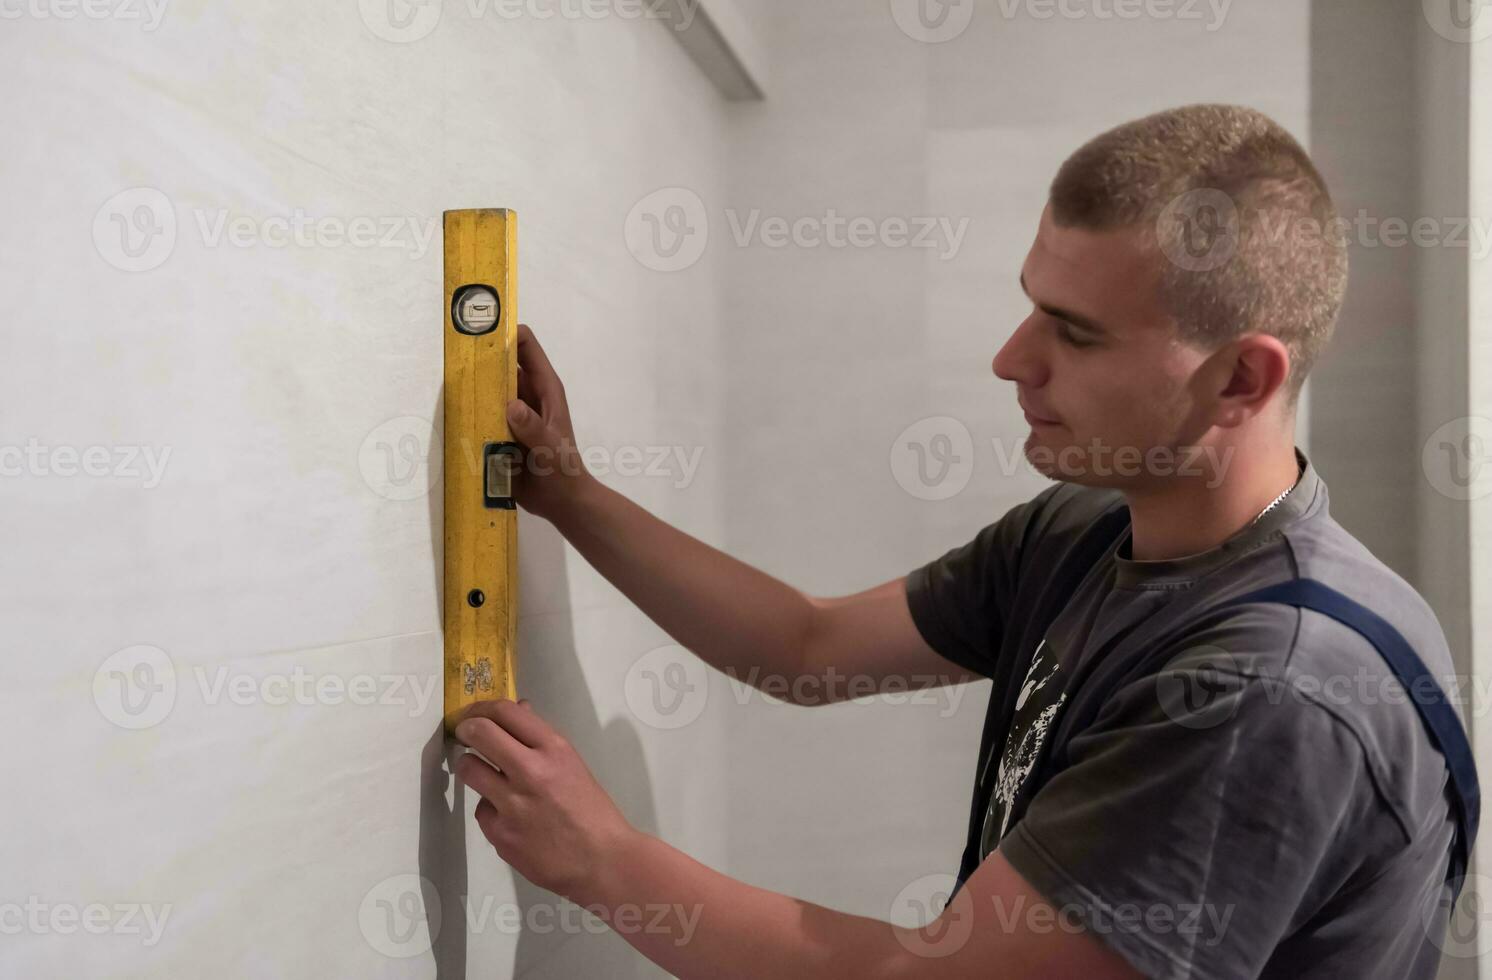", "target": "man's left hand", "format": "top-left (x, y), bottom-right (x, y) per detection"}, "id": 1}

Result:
top-left (453, 698), bottom-right (637, 901)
